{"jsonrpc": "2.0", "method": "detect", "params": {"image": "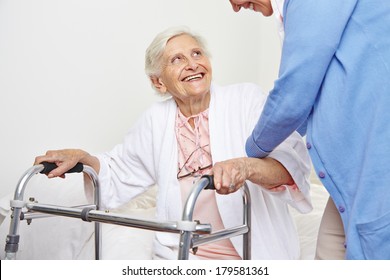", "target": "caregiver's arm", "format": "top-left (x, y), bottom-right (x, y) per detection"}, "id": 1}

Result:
top-left (246, 0), bottom-right (358, 158)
